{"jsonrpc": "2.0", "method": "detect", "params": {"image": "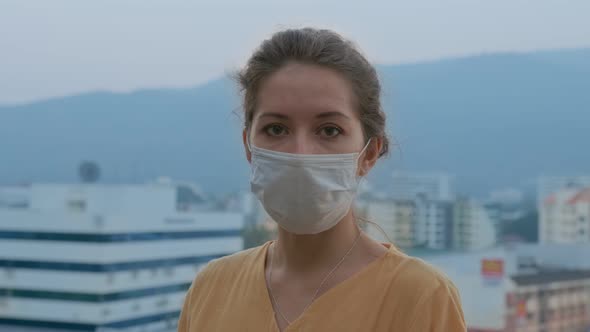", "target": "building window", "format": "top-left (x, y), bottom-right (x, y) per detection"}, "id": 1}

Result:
top-left (156, 296), bottom-right (169, 308)
top-left (543, 309), bottom-right (552, 322)
top-left (164, 267), bottom-right (175, 277)
top-left (93, 215), bottom-right (105, 228)
top-left (67, 199), bottom-right (86, 212)
top-left (4, 268), bottom-right (14, 280)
